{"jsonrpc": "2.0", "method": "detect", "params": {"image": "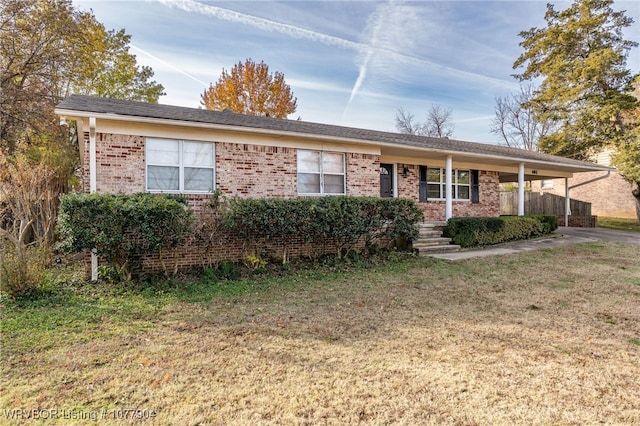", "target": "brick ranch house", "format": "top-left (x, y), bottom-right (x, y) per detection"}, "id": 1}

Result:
top-left (55, 95), bottom-right (612, 274)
